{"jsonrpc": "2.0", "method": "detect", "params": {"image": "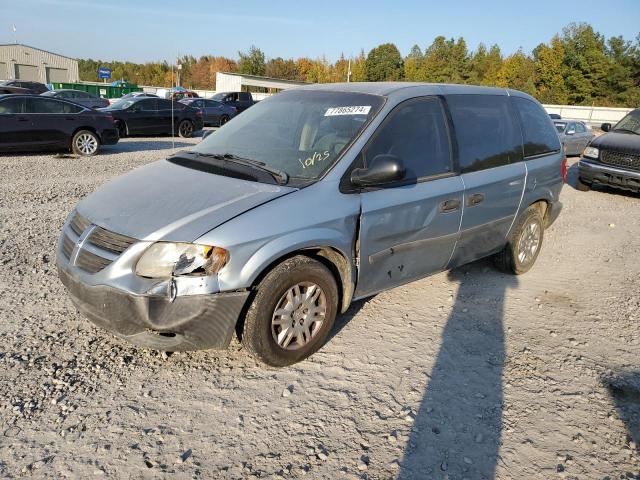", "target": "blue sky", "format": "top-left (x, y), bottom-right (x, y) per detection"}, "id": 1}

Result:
top-left (4, 0), bottom-right (640, 63)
